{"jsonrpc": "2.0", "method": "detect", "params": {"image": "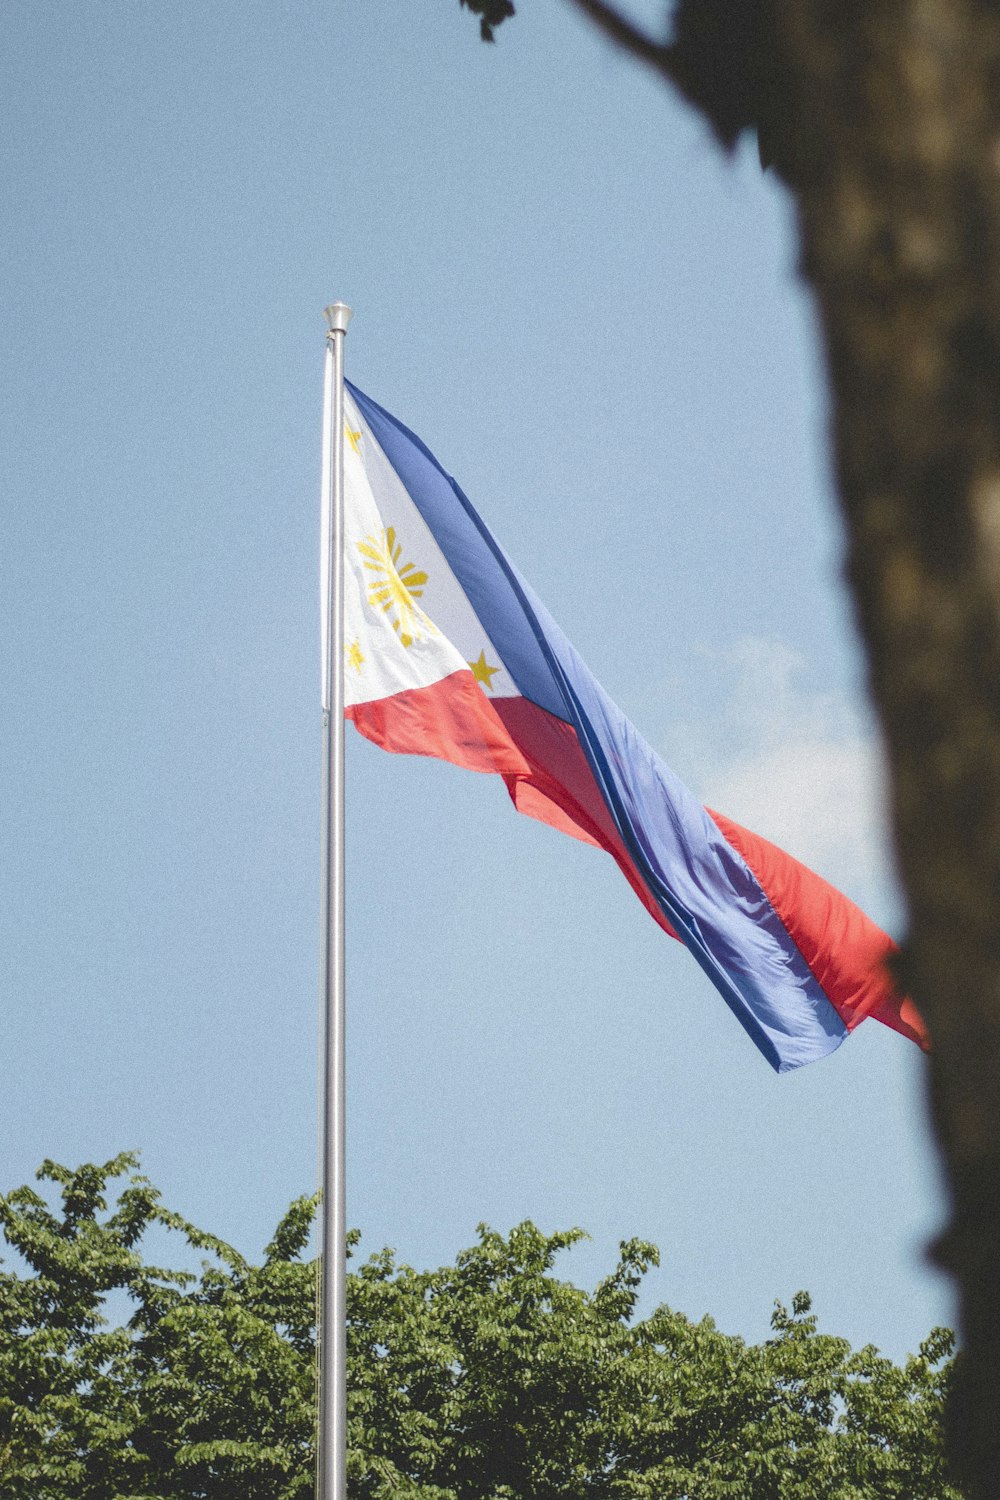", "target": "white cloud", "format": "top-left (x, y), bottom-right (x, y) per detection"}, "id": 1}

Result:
top-left (708, 733), bottom-right (887, 885)
top-left (667, 638), bottom-right (900, 922)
